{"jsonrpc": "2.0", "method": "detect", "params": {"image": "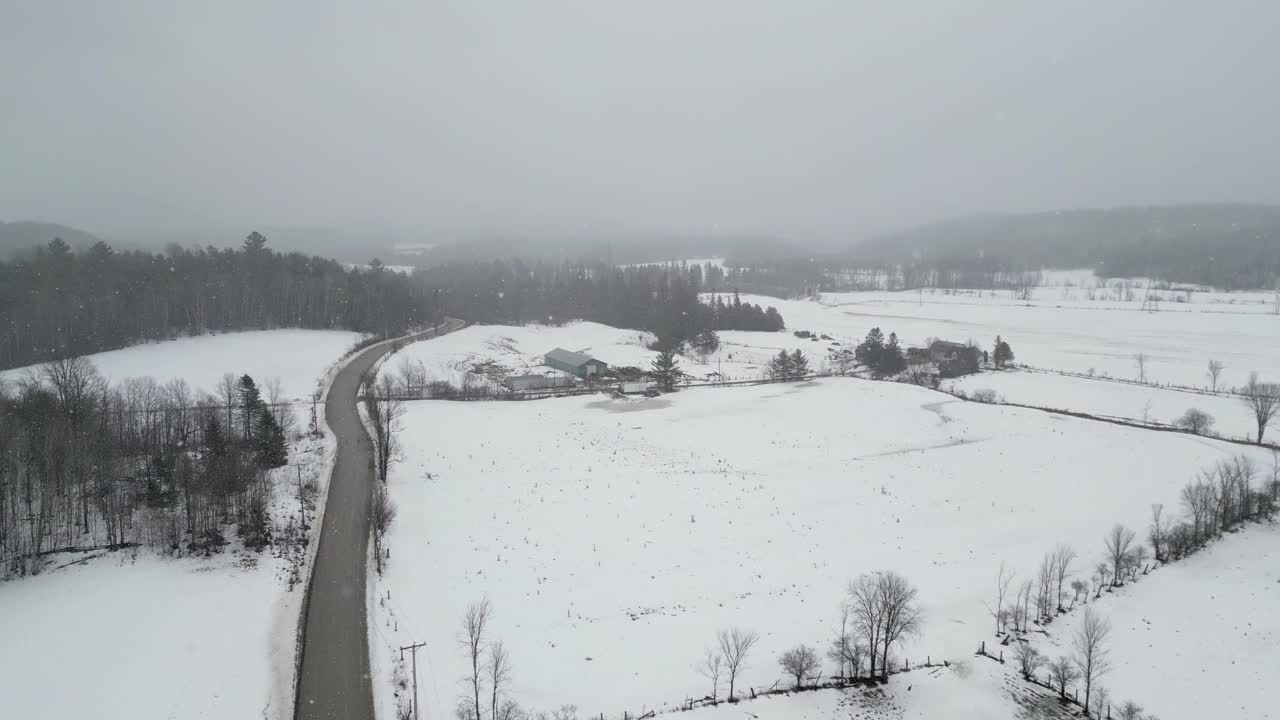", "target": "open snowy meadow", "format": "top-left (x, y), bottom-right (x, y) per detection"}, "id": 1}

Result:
top-left (0, 328), bottom-right (366, 402)
top-left (0, 329), bottom-right (364, 720)
top-left (370, 376), bottom-right (1275, 719)
top-left (795, 291), bottom-right (1279, 389)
